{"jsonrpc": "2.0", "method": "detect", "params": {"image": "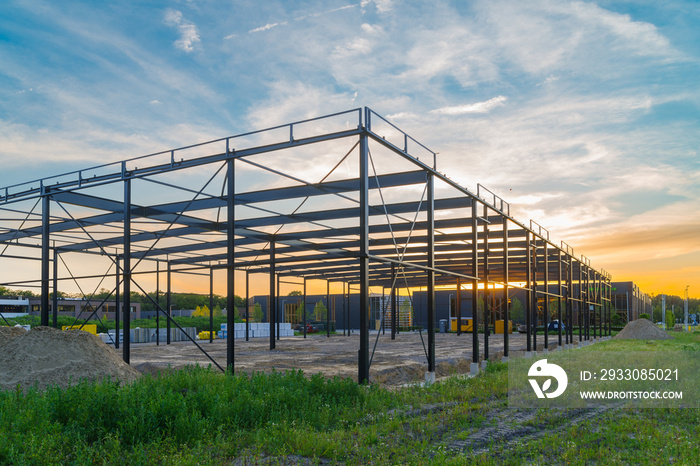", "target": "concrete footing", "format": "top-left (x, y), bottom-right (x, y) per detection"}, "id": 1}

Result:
top-left (425, 371), bottom-right (436, 385)
top-left (481, 360), bottom-right (488, 370)
top-left (502, 356), bottom-right (509, 363)
top-left (470, 362), bottom-right (479, 376)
